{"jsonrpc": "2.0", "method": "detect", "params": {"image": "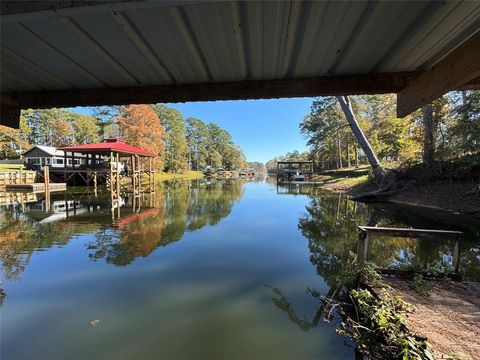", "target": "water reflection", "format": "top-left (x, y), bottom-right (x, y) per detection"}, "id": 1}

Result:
top-left (291, 185), bottom-right (480, 282)
top-left (1, 179), bottom-right (479, 360)
top-left (263, 184), bottom-right (480, 346)
top-left (266, 284), bottom-right (332, 332)
top-left (0, 179), bottom-right (245, 277)
top-left (2, 182), bottom-right (479, 282)
top-left (88, 179), bottom-right (244, 266)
